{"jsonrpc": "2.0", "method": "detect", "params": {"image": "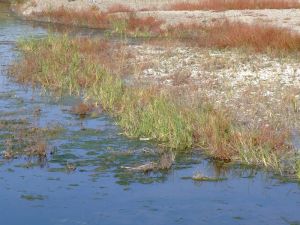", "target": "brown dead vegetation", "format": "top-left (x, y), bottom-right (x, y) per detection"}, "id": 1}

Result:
top-left (126, 15), bottom-right (165, 34)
